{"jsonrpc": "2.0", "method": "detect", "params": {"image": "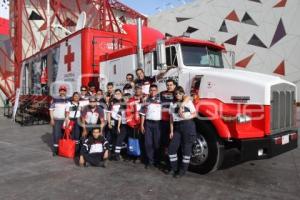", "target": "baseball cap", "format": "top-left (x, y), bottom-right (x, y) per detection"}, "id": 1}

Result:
top-left (59, 85), bottom-right (67, 91)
